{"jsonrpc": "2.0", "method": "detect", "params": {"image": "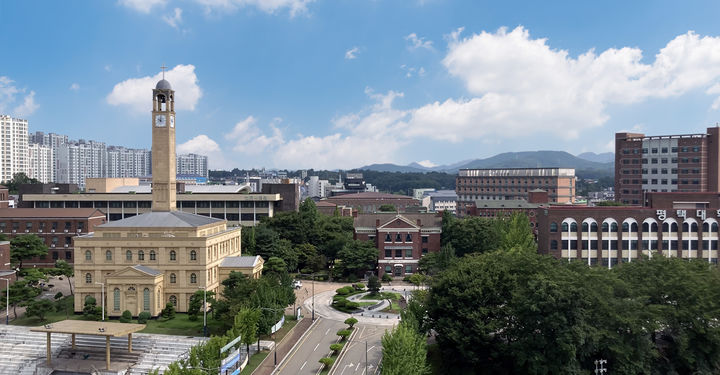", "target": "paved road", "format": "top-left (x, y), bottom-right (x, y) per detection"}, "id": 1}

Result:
top-left (329, 324), bottom-right (387, 375)
top-left (274, 318), bottom-right (345, 375)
